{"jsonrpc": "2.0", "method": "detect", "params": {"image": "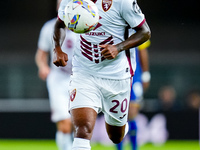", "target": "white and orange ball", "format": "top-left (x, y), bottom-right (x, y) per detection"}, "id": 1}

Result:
top-left (63, 0), bottom-right (99, 34)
